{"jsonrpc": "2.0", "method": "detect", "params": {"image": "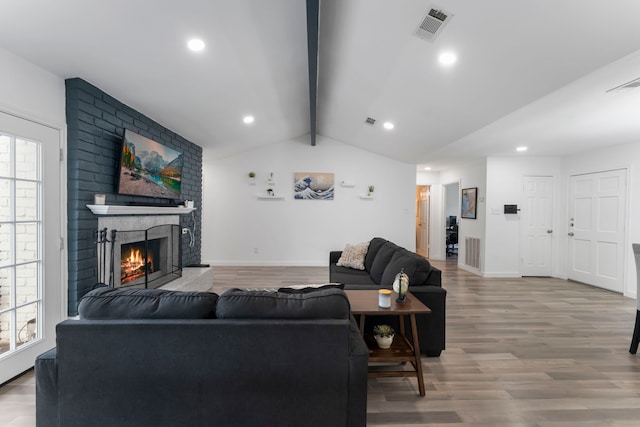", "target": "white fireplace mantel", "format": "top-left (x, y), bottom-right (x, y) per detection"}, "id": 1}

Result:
top-left (87, 204), bottom-right (196, 216)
